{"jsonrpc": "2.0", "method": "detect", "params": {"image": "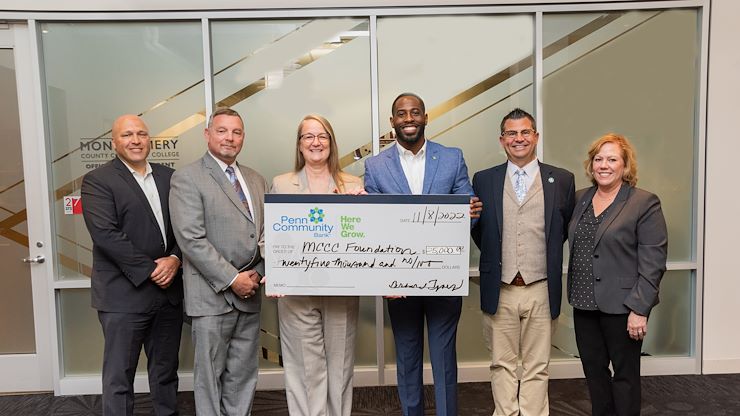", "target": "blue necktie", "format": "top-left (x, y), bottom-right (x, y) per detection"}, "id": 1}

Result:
top-left (226, 166), bottom-right (252, 220)
top-left (514, 169), bottom-right (527, 204)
